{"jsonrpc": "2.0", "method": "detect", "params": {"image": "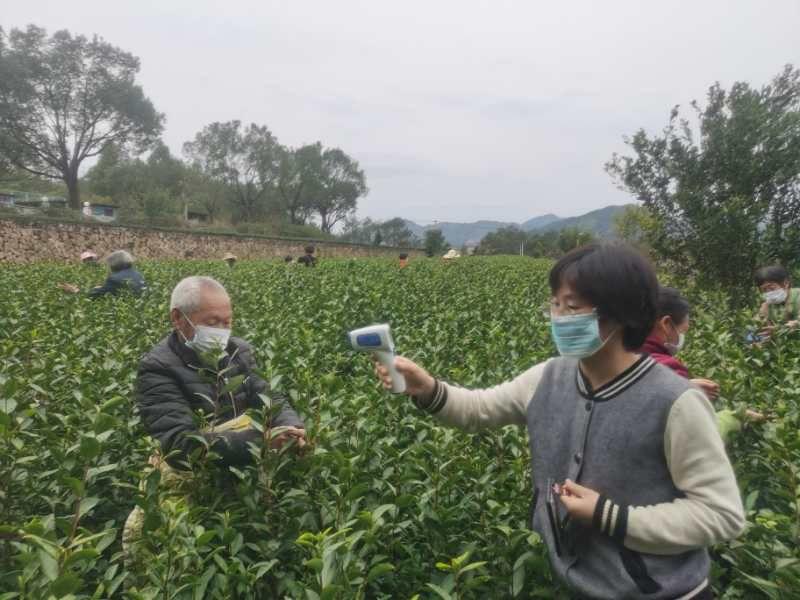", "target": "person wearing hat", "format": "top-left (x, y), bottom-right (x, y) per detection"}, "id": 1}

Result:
top-left (442, 249), bottom-right (461, 260)
top-left (223, 252), bottom-right (237, 268)
top-left (80, 250), bottom-right (99, 266)
top-left (59, 250), bottom-right (147, 297)
top-left (297, 245), bottom-right (317, 267)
